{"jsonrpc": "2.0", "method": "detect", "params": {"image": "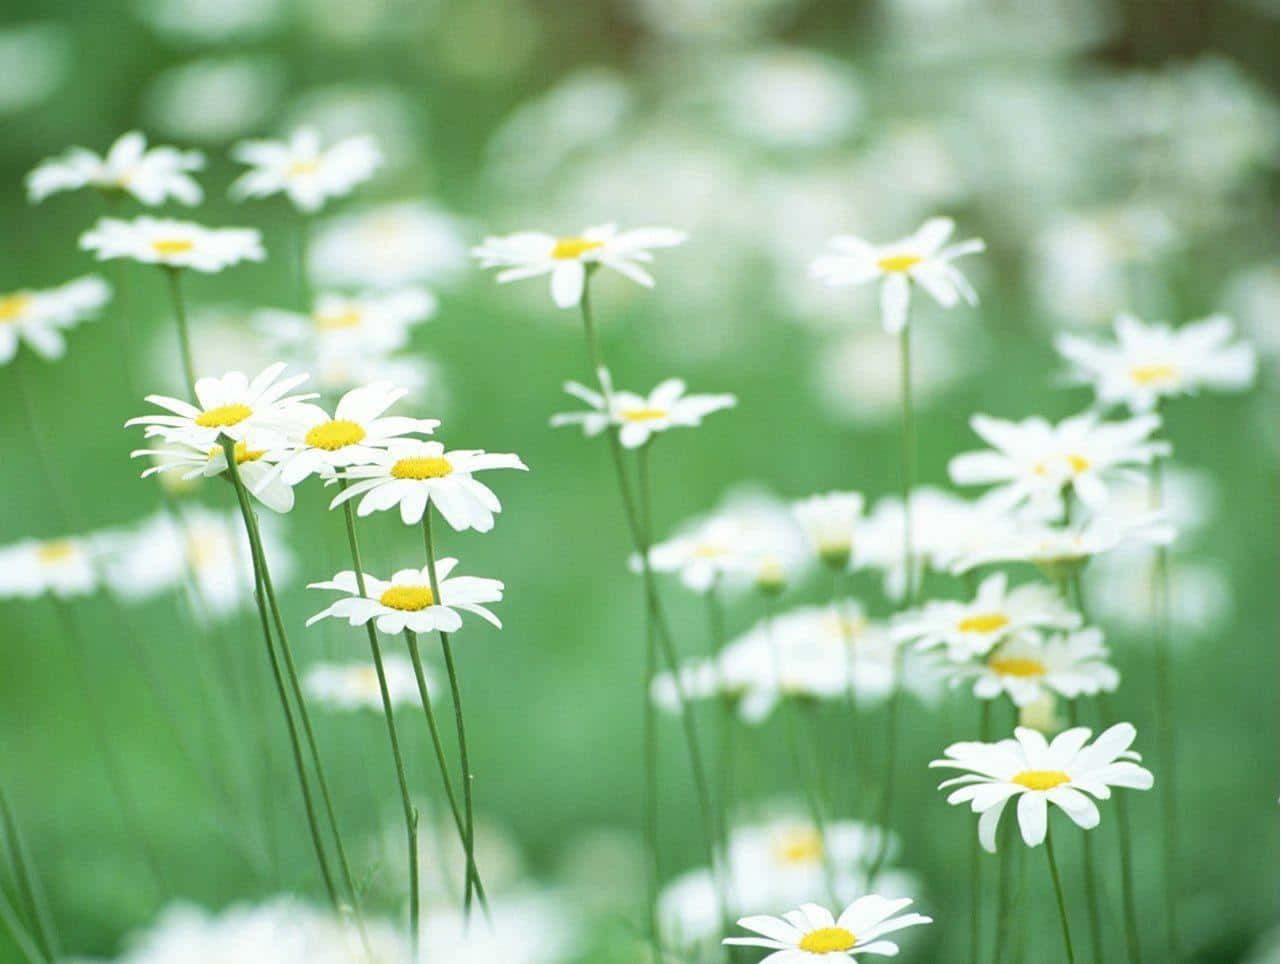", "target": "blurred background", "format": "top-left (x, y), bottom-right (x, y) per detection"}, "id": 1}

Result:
top-left (0, 0), bottom-right (1277, 960)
